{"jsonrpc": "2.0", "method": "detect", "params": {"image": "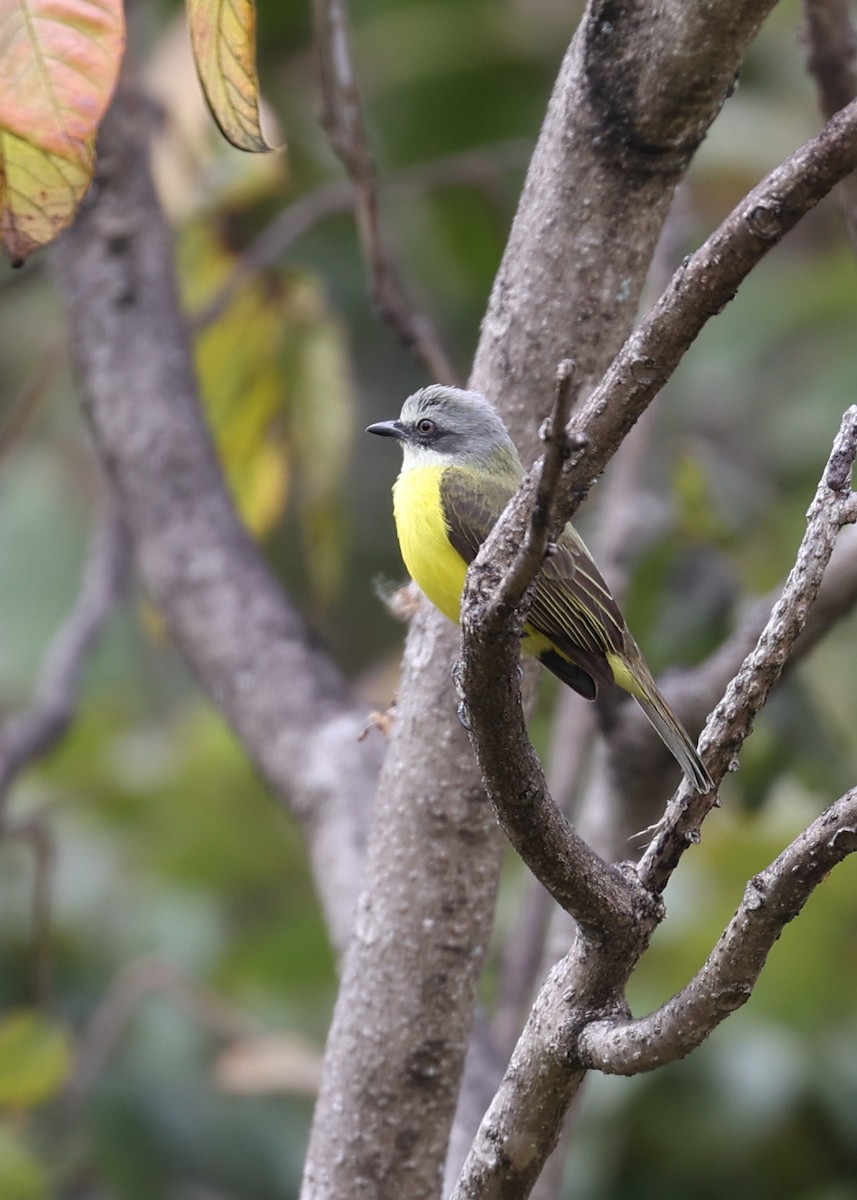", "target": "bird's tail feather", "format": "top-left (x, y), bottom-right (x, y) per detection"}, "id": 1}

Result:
top-left (631, 687), bottom-right (713, 794)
